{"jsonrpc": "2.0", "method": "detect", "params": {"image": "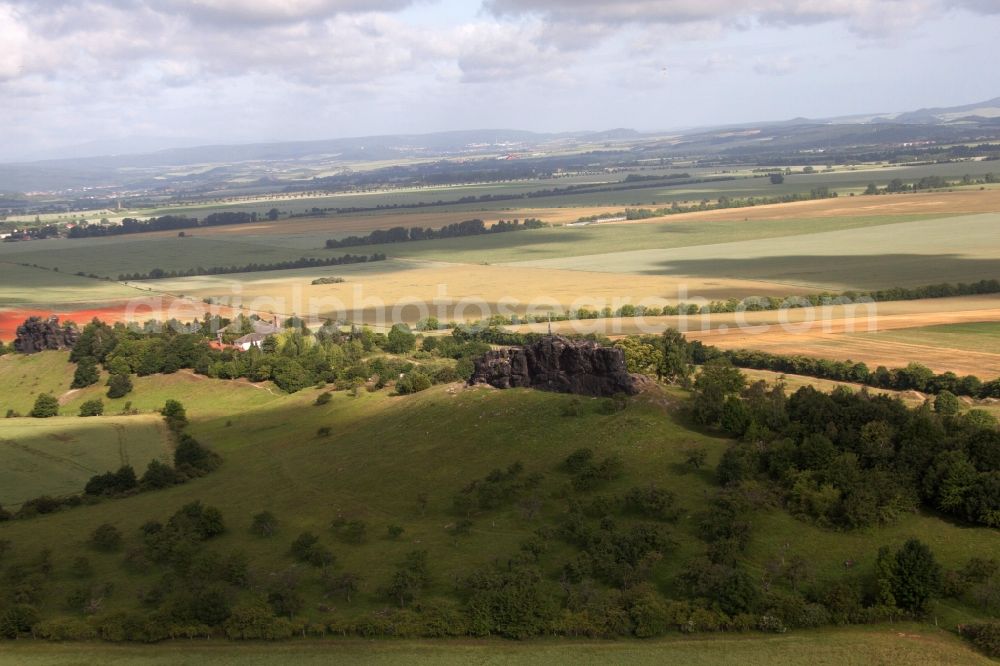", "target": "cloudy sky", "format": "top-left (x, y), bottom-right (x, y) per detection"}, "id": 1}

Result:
top-left (2, 0), bottom-right (999, 161)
